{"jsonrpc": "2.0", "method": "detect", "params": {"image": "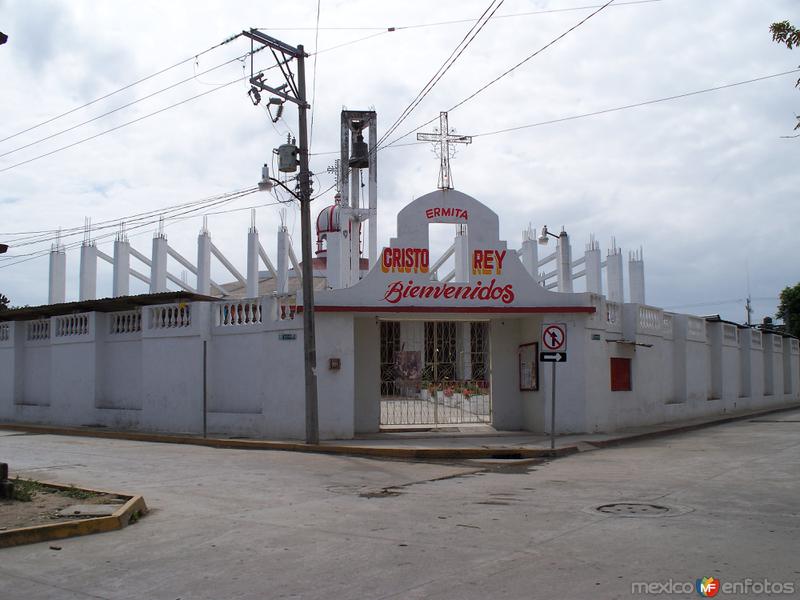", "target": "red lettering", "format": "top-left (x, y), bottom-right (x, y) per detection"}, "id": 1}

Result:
top-left (424, 207), bottom-right (469, 220)
top-left (478, 279), bottom-right (492, 300)
top-left (381, 248), bottom-right (392, 272)
top-left (483, 252), bottom-right (494, 272)
top-left (392, 248), bottom-right (401, 270)
top-left (472, 250), bottom-right (483, 274)
top-left (495, 250), bottom-right (506, 273)
top-left (382, 281), bottom-right (515, 305)
top-left (469, 282), bottom-right (482, 299)
top-left (383, 281), bottom-right (404, 303)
